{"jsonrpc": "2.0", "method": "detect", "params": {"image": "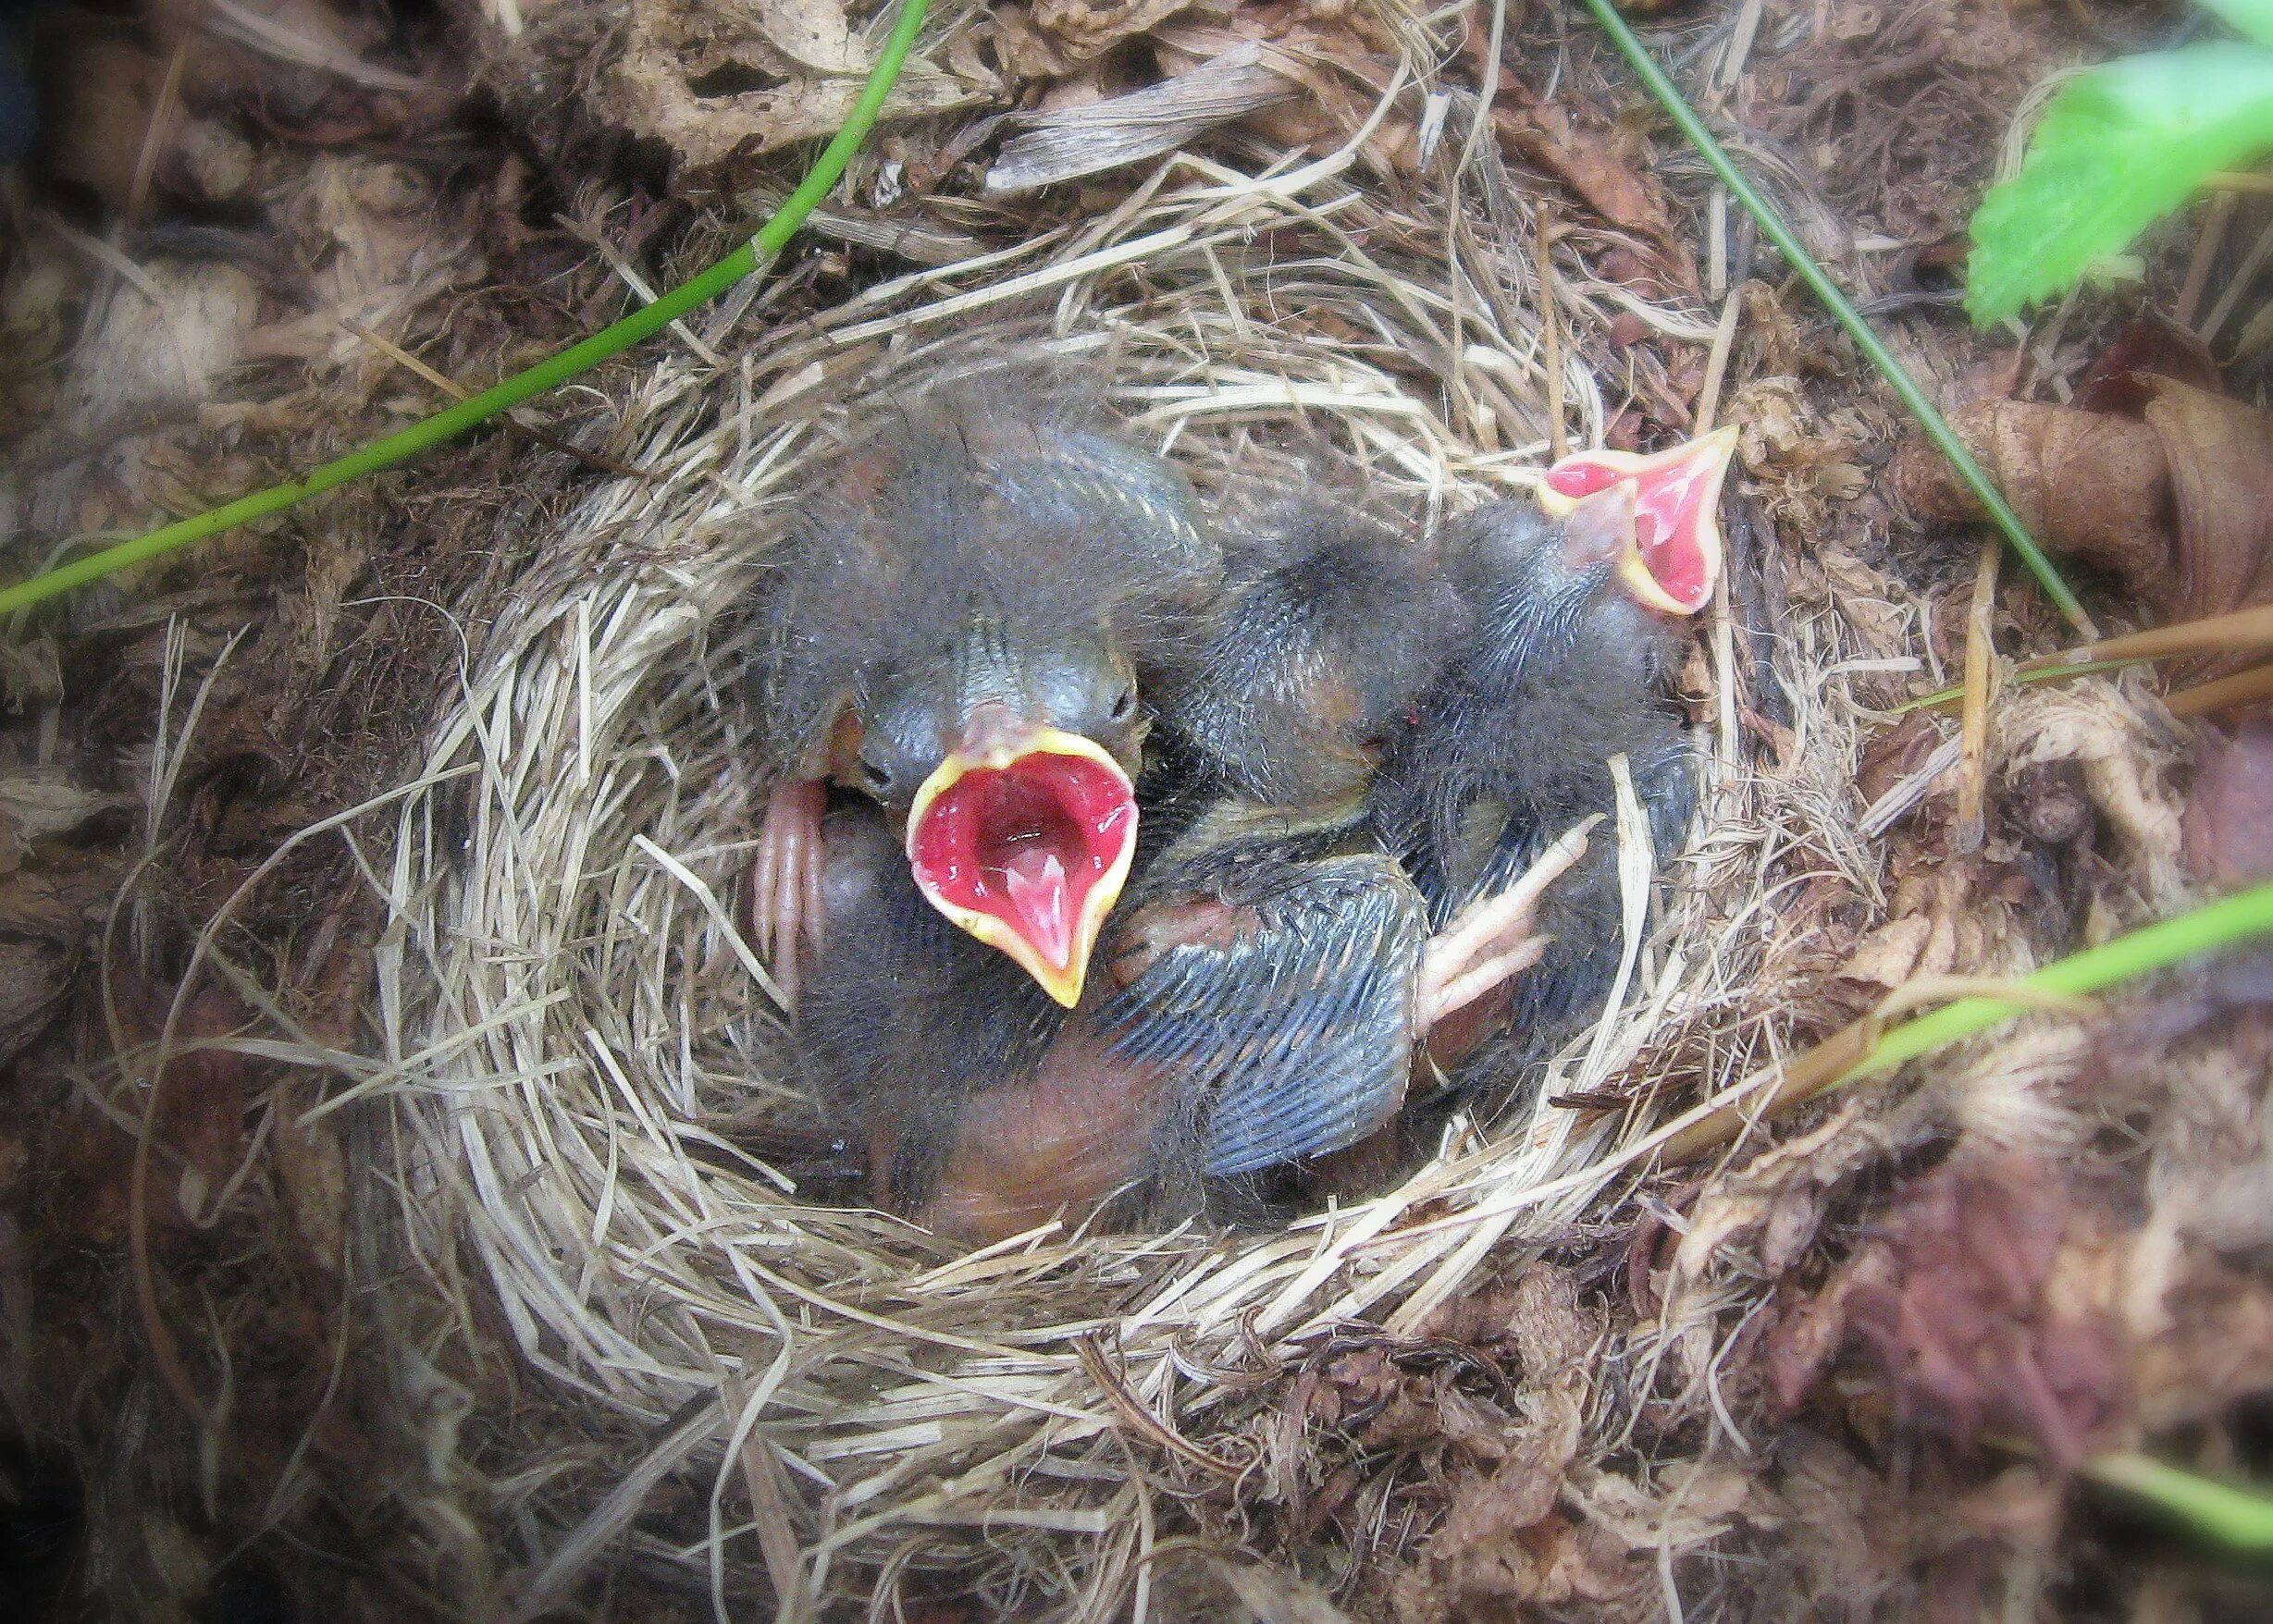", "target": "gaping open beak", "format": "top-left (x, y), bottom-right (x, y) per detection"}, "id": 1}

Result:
top-left (1536, 424), bottom-right (1737, 616)
top-left (905, 726), bottom-right (1138, 1008)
